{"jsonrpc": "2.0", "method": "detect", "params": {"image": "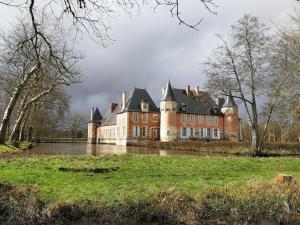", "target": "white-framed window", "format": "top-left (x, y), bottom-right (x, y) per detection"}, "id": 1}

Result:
top-left (207, 128), bottom-right (211, 138)
top-left (206, 116), bottom-right (211, 125)
top-left (198, 115), bottom-right (203, 125)
top-left (213, 129), bottom-right (219, 138)
top-left (133, 112), bottom-right (138, 122)
top-left (152, 114), bottom-right (158, 122)
top-left (142, 127), bottom-right (147, 137)
top-left (190, 128), bottom-right (194, 137)
top-left (133, 126), bottom-right (139, 137)
top-left (142, 113), bottom-right (148, 123)
top-left (182, 127), bottom-right (187, 138)
top-left (141, 99), bottom-right (149, 112)
top-left (213, 116), bottom-right (218, 126)
top-left (190, 115), bottom-right (195, 124)
top-left (182, 114), bottom-right (187, 123)
top-left (200, 128), bottom-right (206, 138)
